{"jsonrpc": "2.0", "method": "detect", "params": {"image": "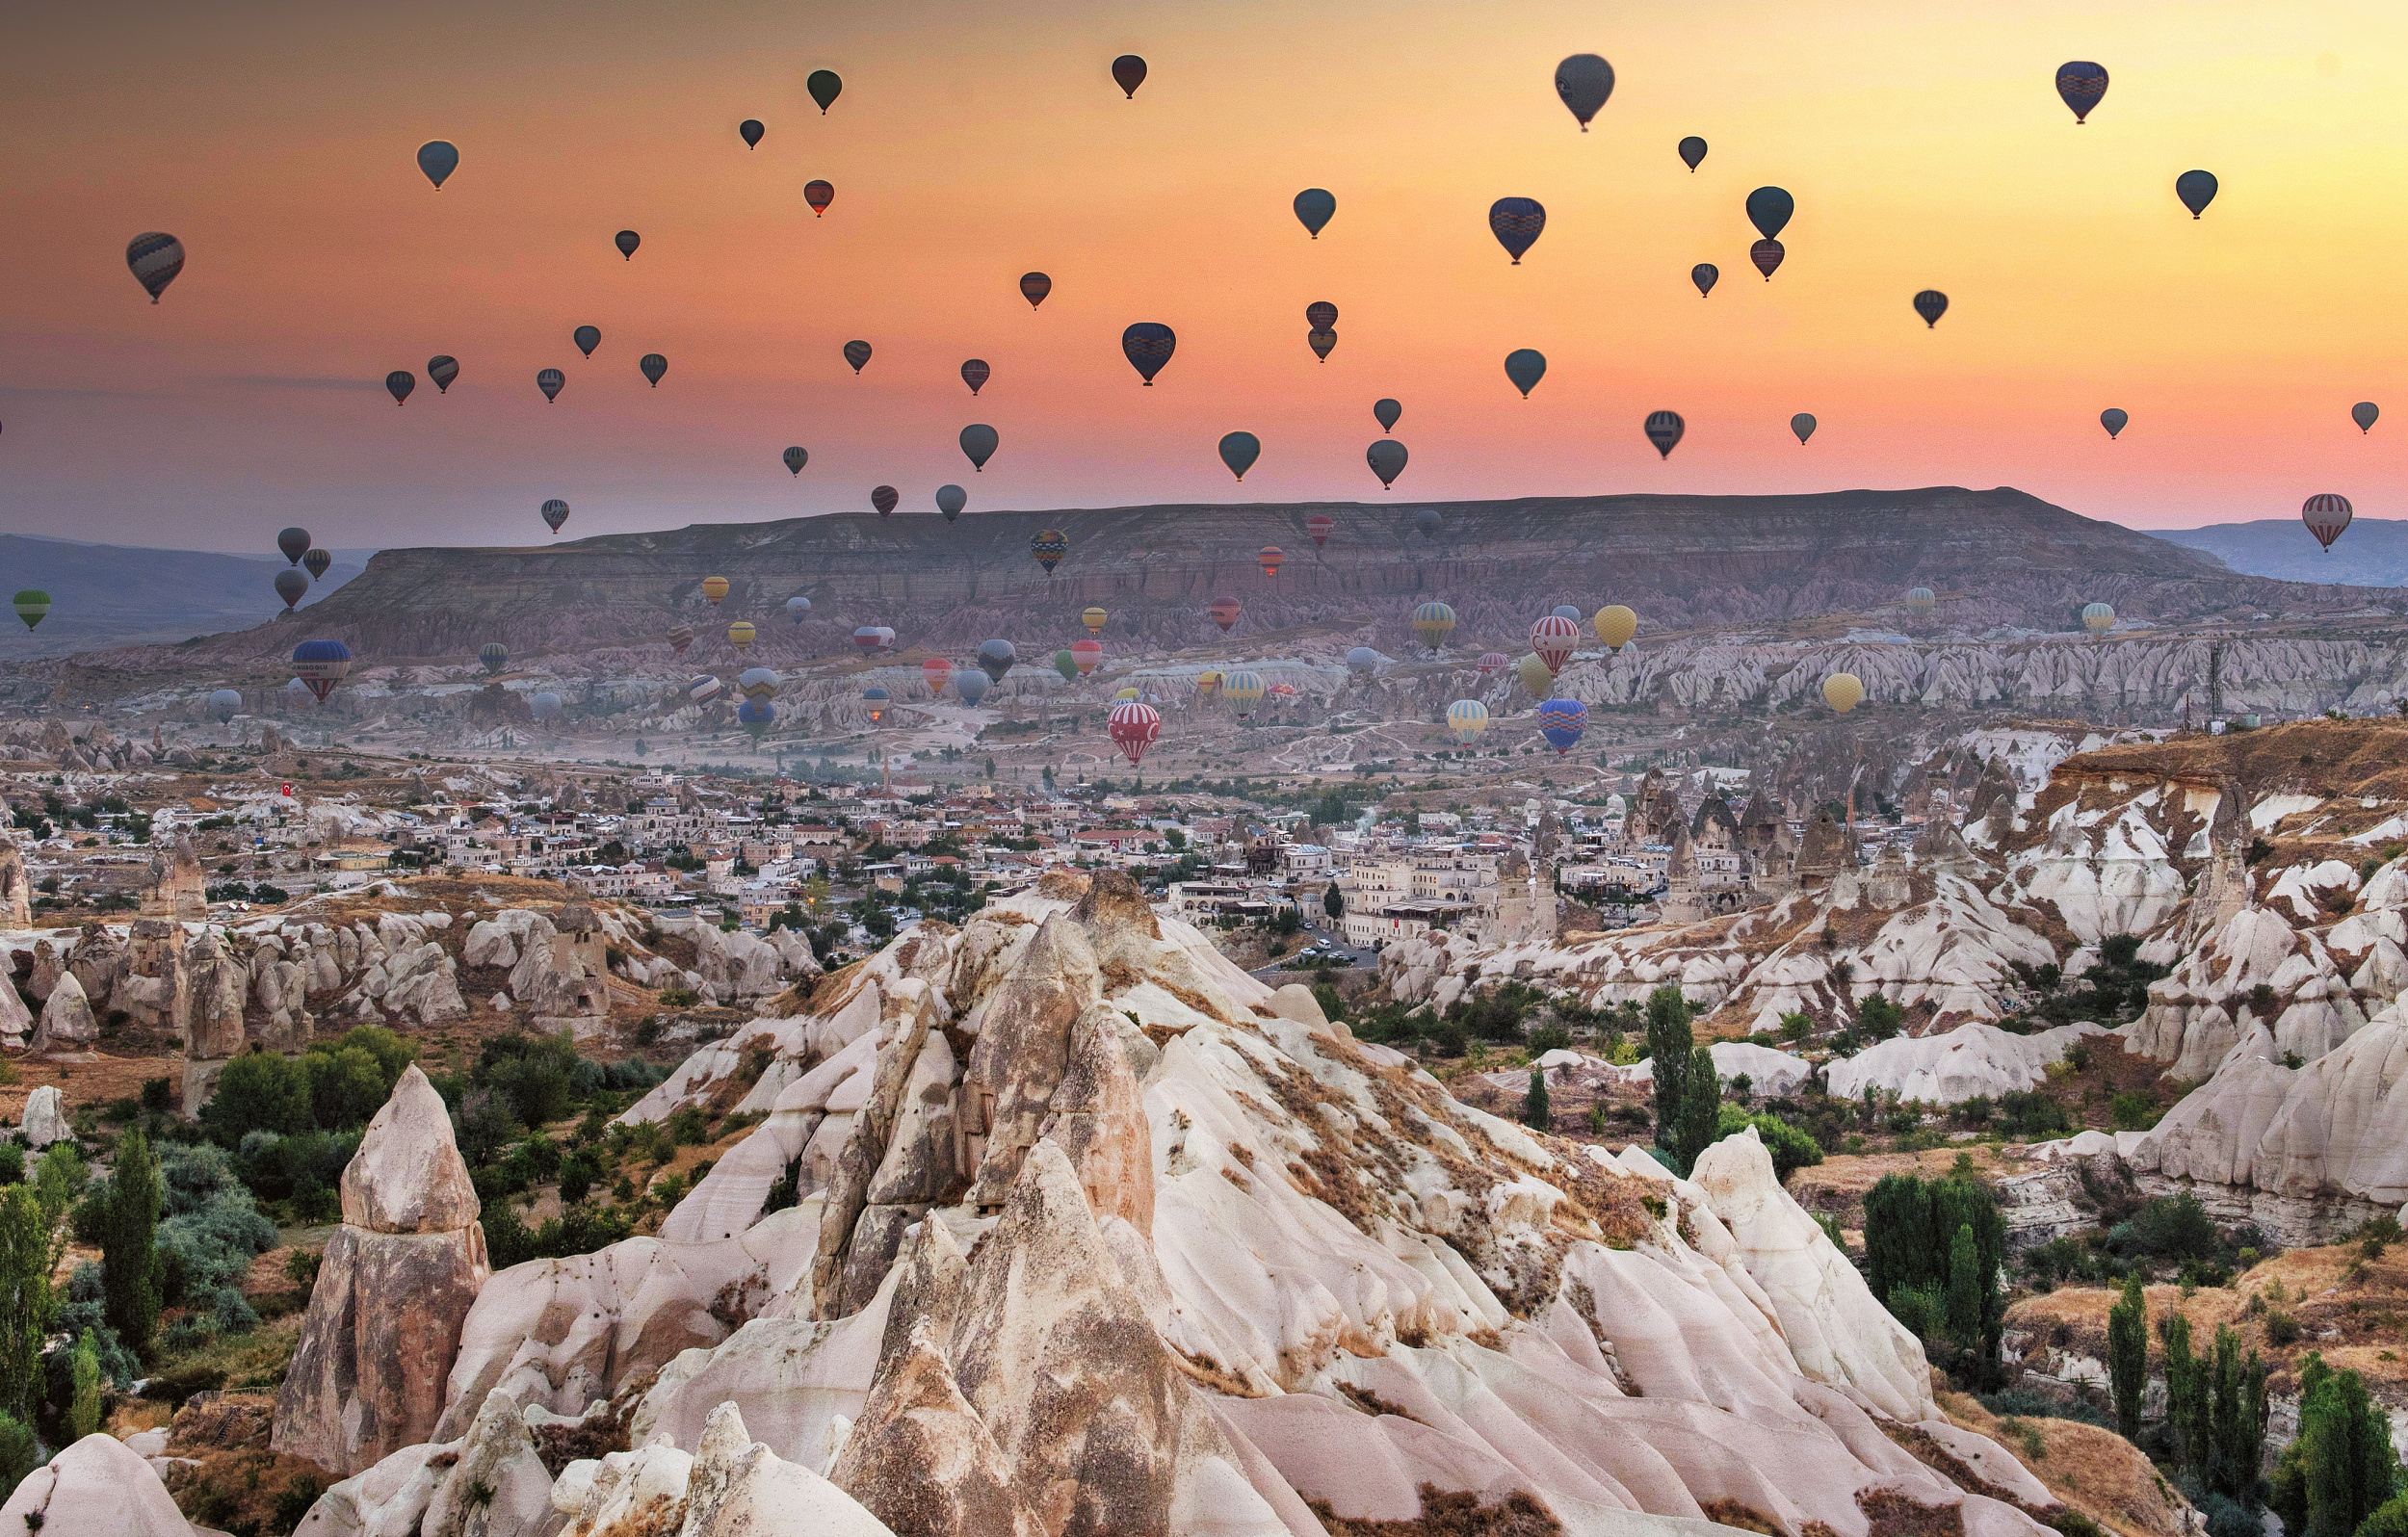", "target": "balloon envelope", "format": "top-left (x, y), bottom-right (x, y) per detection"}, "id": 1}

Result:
top-left (739, 118), bottom-right (764, 148)
top-left (1411, 601), bottom-right (1455, 650)
top-left (1478, 653), bottom-right (1506, 676)
top-left (785, 595), bottom-right (812, 622)
top-left (807, 69), bottom-right (842, 112)
top-left (1367, 439), bottom-right (1408, 488)
top-left (844, 340), bottom-right (872, 373)
top-left (385, 371), bottom-right (415, 405)
top-left (955, 669), bottom-right (990, 706)
top-left (1554, 54), bottom-right (1614, 129)
top-left (1515, 654), bottom-right (1555, 694)
top-left (688, 674), bottom-right (724, 702)
top-left (1032, 530), bottom-right (1067, 574)
top-left (1054, 650), bottom-right (1079, 683)
top-left (574, 326), bottom-right (600, 357)
top-left (1822, 674), bottom-right (1863, 714)
top-left (1217, 431), bottom-right (1261, 481)
top-left (1593, 605), bottom-right (1636, 651)
top-left (2081, 602), bottom-right (2116, 637)
top-left (1905, 587), bottom-right (1936, 612)
top-left (291, 639), bottom-right (353, 702)
top-left (1222, 670), bottom-right (1266, 716)
top-left (1306, 514), bottom-right (1334, 549)
top-left (1691, 264), bottom-right (1718, 298)
top-left (1348, 646), bottom-right (1379, 673)
top-left (1121, 323), bottom-right (1176, 384)
top-left (417, 140), bottom-right (459, 190)
top-left (1294, 188), bottom-right (1335, 238)
top-left (541, 499), bottom-right (570, 534)
top-left (701, 577), bottom-right (729, 605)
top-left (1208, 596), bottom-right (1241, 633)
top-left (274, 569), bottom-right (308, 610)
top-left (1913, 290), bottom-right (1949, 327)
top-left (209, 689), bottom-right (242, 722)
top-left (872, 486), bottom-right (898, 516)
top-left (1446, 700), bottom-right (1490, 743)
top-left (2101, 408), bottom-right (2128, 440)
top-left (1082, 608), bottom-right (1108, 635)
top-left (1109, 701), bottom-right (1162, 766)
top-left (531, 691), bottom-right (563, 720)
top-left (1111, 55), bottom-right (1146, 97)
top-left (1678, 136), bottom-right (1708, 170)
top-left (1791, 413), bottom-right (1817, 445)
top-left (1530, 614), bottom-right (1579, 673)
top-left (2352, 402), bottom-right (2379, 434)
top-left (1413, 508), bottom-right (1442, 541)
top-left (639, 353), bottom-right (667, 386)
top-left (1745, 186), bottom-right (1794, 239)
top-left (276, 528), bottom-right (312, 565)
top-left (126, 232), bottom-right (185, 302)
top-left (977, 638), bottom-right (1017, 683)
top-left (936, 484), bottom-right (967, 521)
top-left (1019, 272), bottom-right (1051, 308)
top-left (1537, 697), bottom-right (1588, 754)
top-left (1072, 638), bottom-right (1102, 675)
top-left (1488, 197), bottom-right (1546, 263)
top-left (1504, 349), bottom-right (1547, 398)
top-left (728, 622), bottom-right (756, 650)
top-left (1643, 411), bottom-right (1685, 458)
top-left (1750, 239), bottom-right (1784, 279)
top-left (1373, 399), bottom-right (1401, 432)
top-left (479, 642), bottom-right (508, 675)
top-left (803, 180), bottom-right (833, 216)
top-left (2055, 62), bottom-right (2108, 122)
top-left (2303, 494), bottom-right (2353, 551)
top-left (960, 359), bottom-right (989, 395)
top-left (2176, 169), bottom-right (2217, 218)
top-left (537, 369), bottom-right (564, 402)
top-left (960, 423), bottom-right (999, 471)
top-left (615, 230), bottom-right (640, 259)
top-left (428, 355), bottom-right (458, 393)
top-left (784, 446), bottom-right (807, 476)
top-left (922, 657), bottom-right (955, 692)
top-left (302, 549), bottom-right (331, 580)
